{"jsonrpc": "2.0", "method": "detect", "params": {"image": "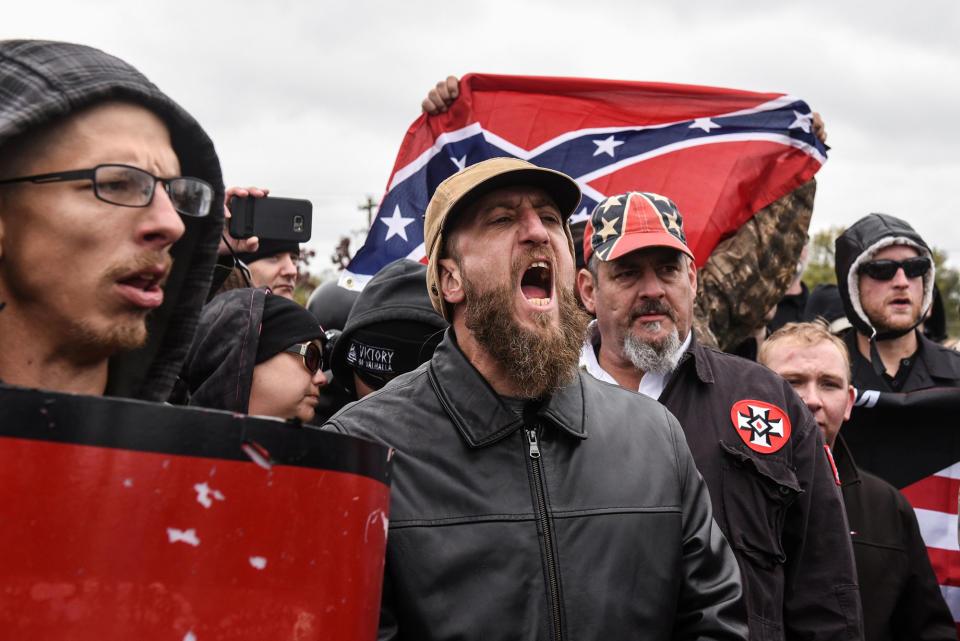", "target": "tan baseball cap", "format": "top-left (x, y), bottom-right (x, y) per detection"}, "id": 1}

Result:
top-left (424, 157), bottom-right (582, 320)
